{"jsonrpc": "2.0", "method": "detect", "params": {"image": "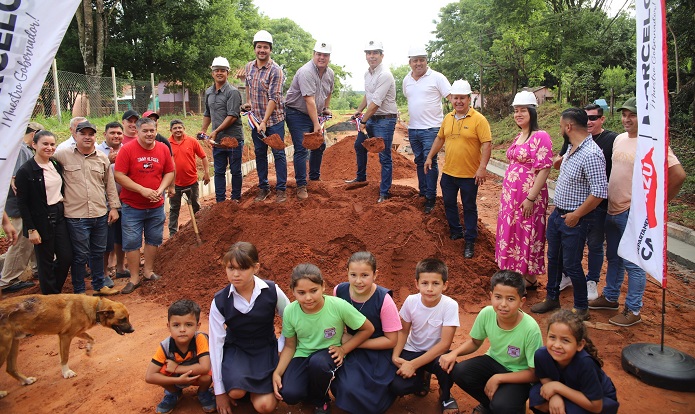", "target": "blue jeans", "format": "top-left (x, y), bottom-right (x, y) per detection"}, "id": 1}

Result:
top-left (546, 208), bottom-right (592, 309)
top-left (286, 107), bottom-right (325, 186)
top-left (213, 144), bottom-right (243, 202)
top-left (121, 204), bottom-right (165, 251)
top-left (253, 121), bottom-right (287, 191)
top-left (353, 118), bottom-right (396, 196)
top-left (440, 173), bottom-right (478, 242)
top-left (603, 209), bottom-right (646, 312)
top-left (66, 215), bottom-right (108, 292)
top-left (584, 203), bottom-right (607, 283)
top-left (409, 127), bottom-right (440, 199)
